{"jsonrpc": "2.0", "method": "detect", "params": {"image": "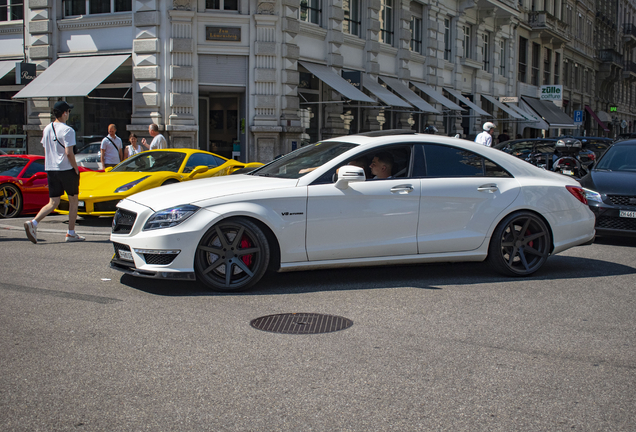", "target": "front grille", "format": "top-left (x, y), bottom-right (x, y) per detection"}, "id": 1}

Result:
top-left (113, 243), bottom-right (133, 261)
top-left (596, 215), bottom-right (636, 231)
top-left (607, 195), bottom-right (636, 206)
top-left (143, 253), bottom-right (178, 265)
top-left (57, 200), bottom-right (69, 211)
top-left (112, 209), bottom-right (137, 234)
top-left (94, 199), bottom-right (121, 212)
